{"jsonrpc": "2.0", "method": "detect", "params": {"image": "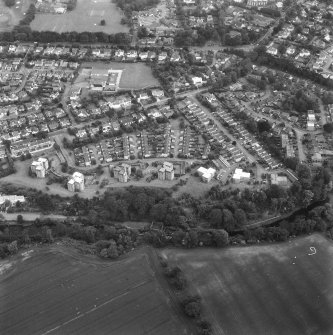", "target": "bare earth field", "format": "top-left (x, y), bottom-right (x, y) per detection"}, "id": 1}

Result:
top-left (30, 0), bottom-right (129, 34)
top-left (161, 234), bottom-right (333, 335)
top-left (0, 246), bottom-right (189, 335)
